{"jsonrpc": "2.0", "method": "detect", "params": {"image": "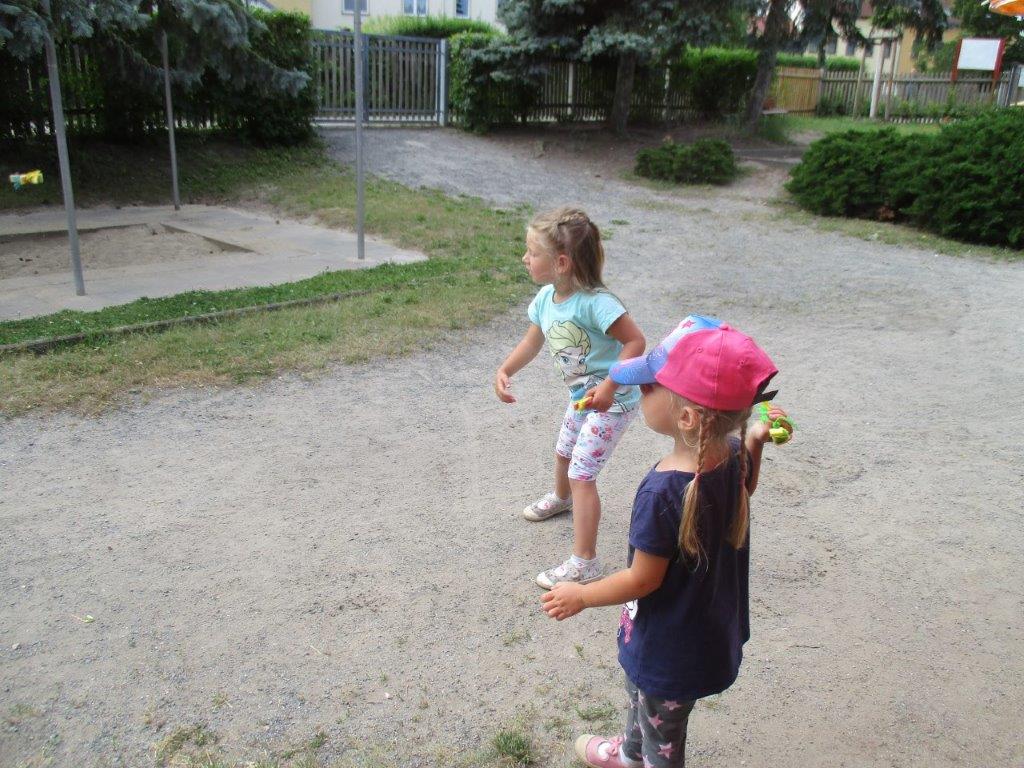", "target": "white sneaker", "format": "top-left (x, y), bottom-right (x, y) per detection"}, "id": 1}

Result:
top-left (536, 557), bottom-right (603, 590)
top-left (522, 492), bottom-right (572, 522)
